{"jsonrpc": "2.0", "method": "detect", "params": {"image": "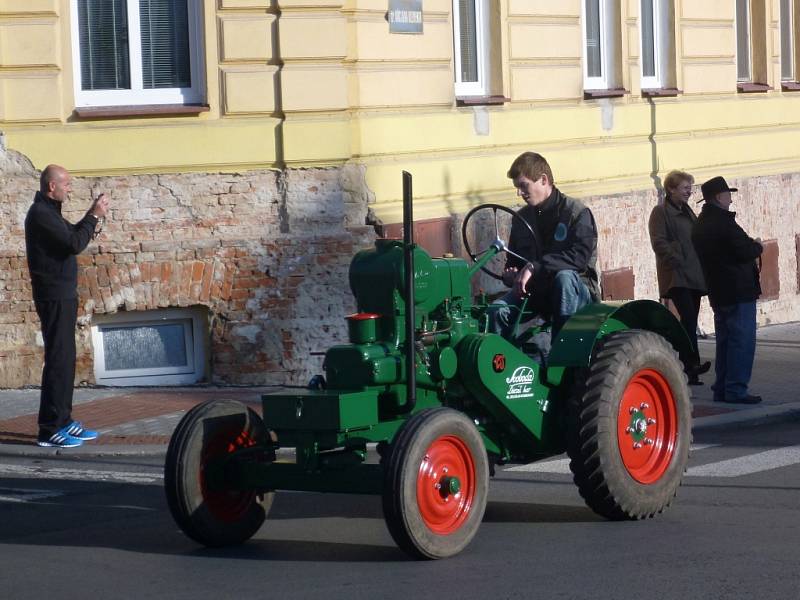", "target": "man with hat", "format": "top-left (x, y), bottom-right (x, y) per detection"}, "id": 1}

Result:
top-left (691, 176), bottom-right (763, 404)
